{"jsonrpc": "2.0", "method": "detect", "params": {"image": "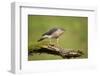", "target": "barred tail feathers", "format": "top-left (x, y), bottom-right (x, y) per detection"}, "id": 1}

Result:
top-left (37, 35), bottom-right (50, 42)
top-left (37, 37), bottom-right (46, 42)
